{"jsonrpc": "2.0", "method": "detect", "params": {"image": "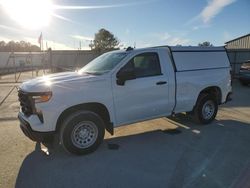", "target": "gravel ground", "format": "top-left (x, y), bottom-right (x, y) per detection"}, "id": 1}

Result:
top-left (0, 76), bottom-right (250, 188)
